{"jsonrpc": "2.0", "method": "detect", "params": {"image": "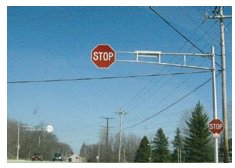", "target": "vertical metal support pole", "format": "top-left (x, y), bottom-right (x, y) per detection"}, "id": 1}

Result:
top-left (16, 124), bottom-right (20, 160)
top-left (159, 54), bottom-right (161, 63)
top-left (211, 47), bottom-right (219, 163)
top-left (211, 47), bottom-right (218, 120)
top-left (219, 6), bottom-right (229, 163)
